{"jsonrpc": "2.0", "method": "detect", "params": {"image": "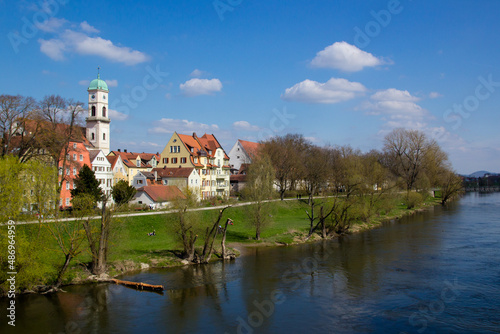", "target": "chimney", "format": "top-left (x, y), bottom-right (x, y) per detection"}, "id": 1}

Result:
top-left (118, 149), bottom-right (121, 152)
top-left (124, 149), bottom-right (127, 153)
